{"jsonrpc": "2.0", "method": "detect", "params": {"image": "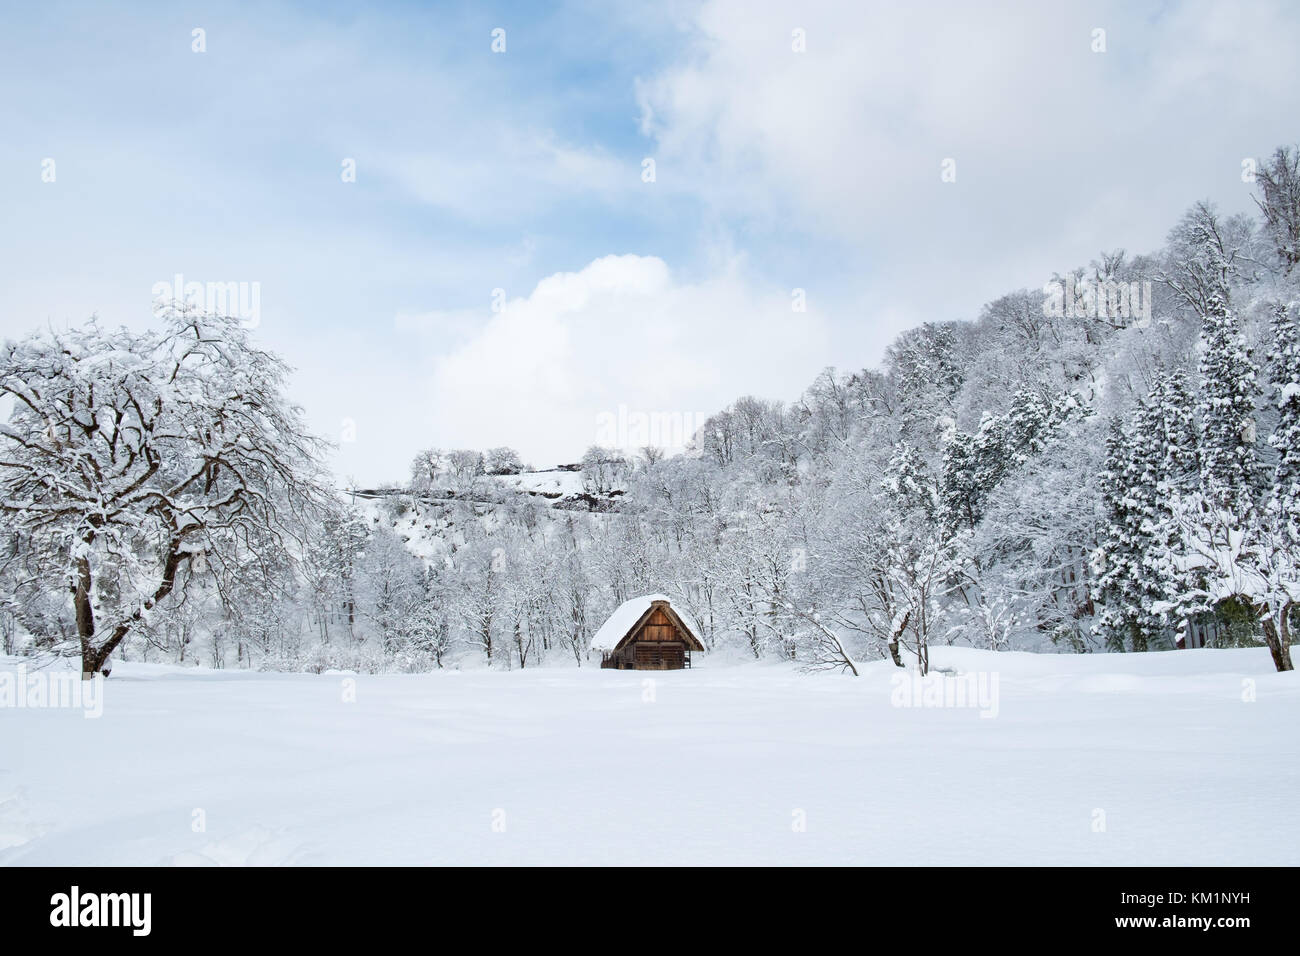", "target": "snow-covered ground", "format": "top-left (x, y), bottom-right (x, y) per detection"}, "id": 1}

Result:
top-left (1, 645), bottom-right (1295, 866)
top-left (497, 468), bottom-right (586, 497)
